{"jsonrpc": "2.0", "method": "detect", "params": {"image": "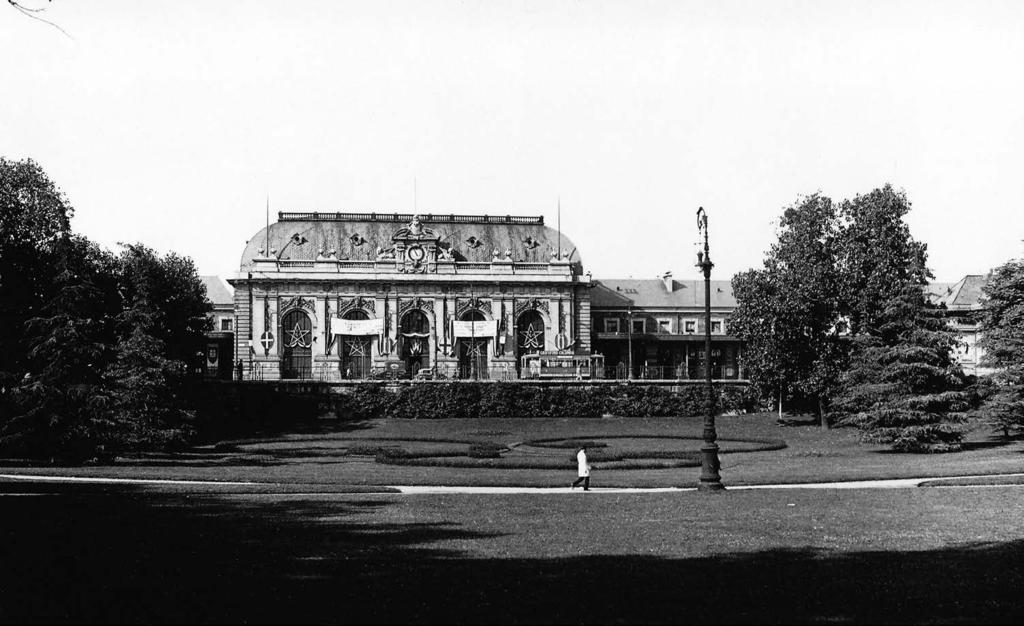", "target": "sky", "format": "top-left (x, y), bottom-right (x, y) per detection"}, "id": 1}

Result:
top-left (2, 0), bottom-right (1023, 283)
